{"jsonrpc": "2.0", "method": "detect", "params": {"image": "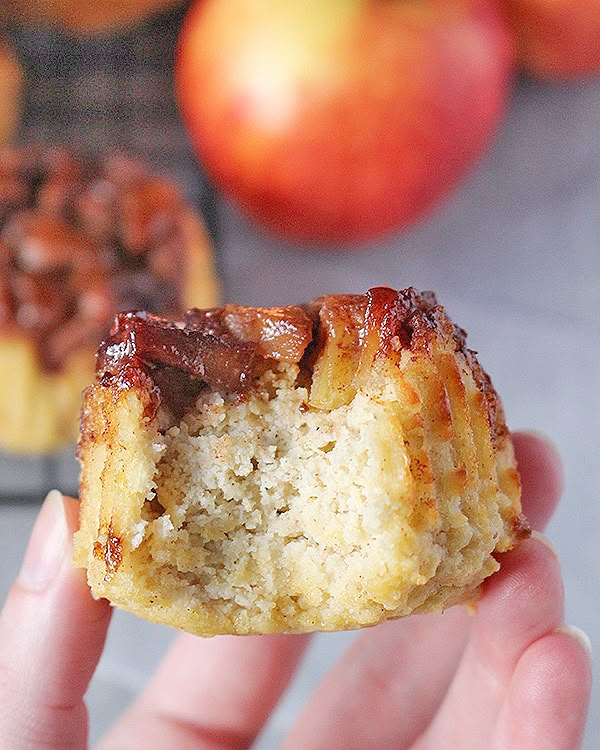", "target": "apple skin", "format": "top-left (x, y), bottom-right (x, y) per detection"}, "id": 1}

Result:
top-left (176, 0), bottom-right (514, 244)
top-left (501, 0), bottom-right (600, 78)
